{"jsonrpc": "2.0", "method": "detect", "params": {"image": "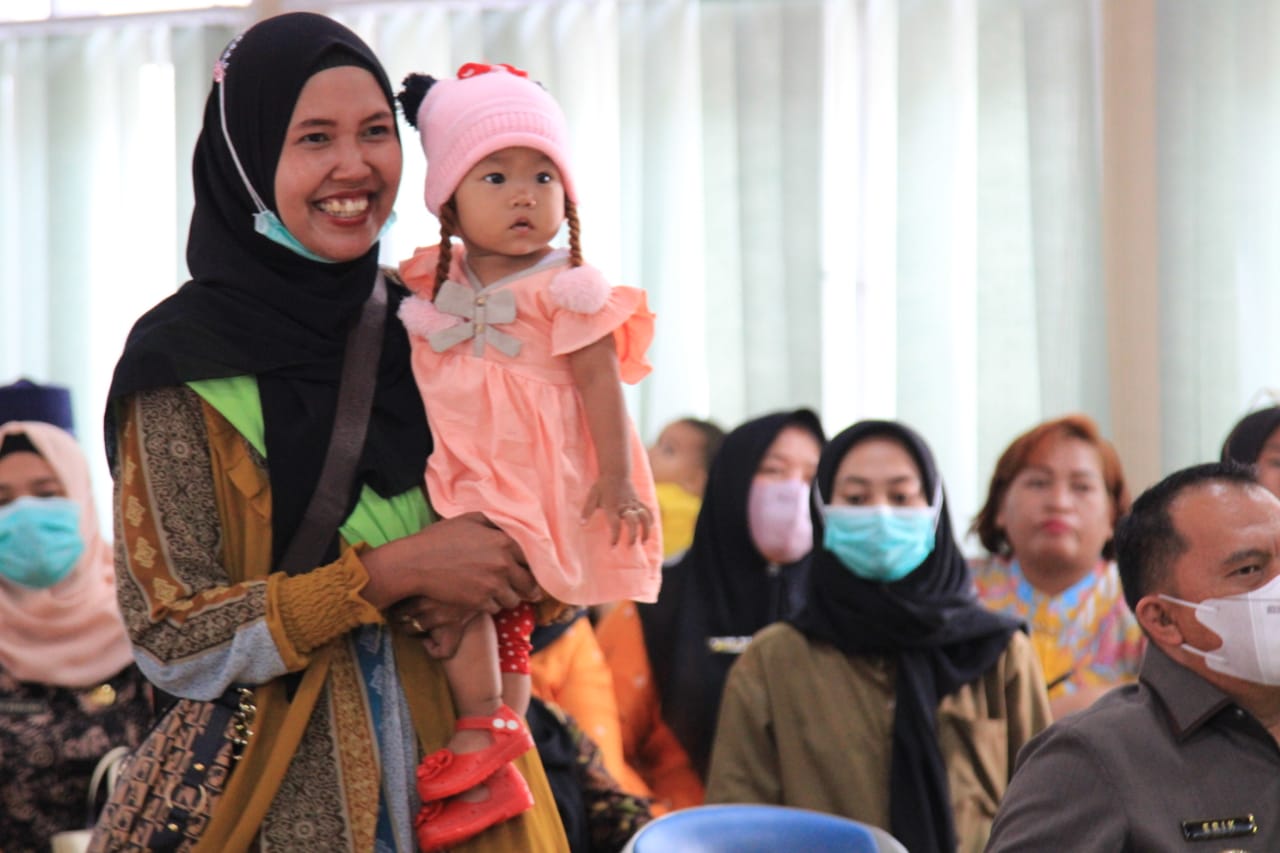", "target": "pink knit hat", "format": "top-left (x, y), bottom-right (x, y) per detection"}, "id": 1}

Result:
top-left (410, 63), bottom-right (576, 216)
